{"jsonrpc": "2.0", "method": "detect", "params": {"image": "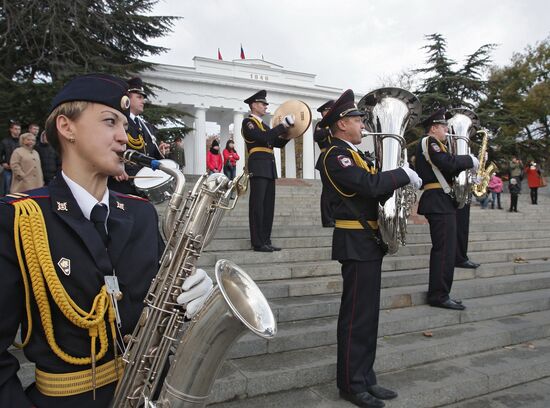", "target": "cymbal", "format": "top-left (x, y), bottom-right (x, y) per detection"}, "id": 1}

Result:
top-left (271, 100), bottom-right (312, 139)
